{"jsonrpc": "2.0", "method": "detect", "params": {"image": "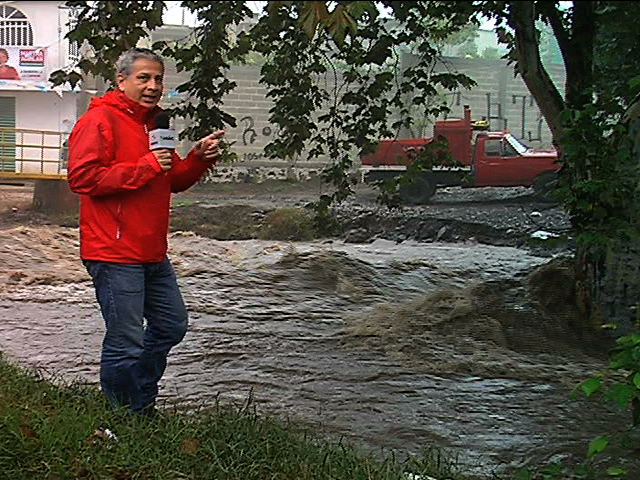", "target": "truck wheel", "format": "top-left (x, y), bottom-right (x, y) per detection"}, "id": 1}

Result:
top-left (399, 176), bottom-right (436, 205)
top-left (533, 171), bottom-right (558, 201)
